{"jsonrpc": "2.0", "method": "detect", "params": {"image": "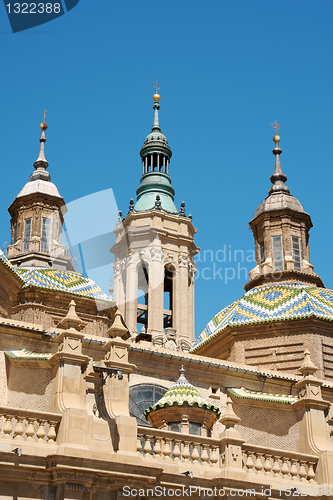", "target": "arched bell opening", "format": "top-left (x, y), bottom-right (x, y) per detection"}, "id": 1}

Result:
top-left (137, 261), bottom-right (149, 334)
top-left (163, 264), bottom-right (175, 329)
